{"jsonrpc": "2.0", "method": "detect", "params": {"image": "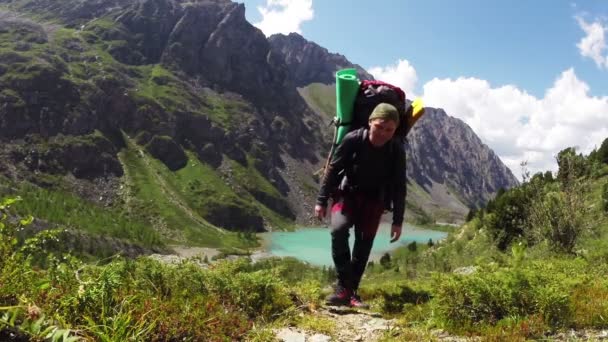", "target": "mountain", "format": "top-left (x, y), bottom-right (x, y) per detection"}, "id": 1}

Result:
top-left (0, 0), bottom-right (516, 255)
top-left (268, 32), bottom-right (374, 87)
top-left (405, 107), bottom-right (519, 217)
top-left (0, 0), bottom-right (328, 252)
top-left (270, 33), bottom-right (519, 222)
